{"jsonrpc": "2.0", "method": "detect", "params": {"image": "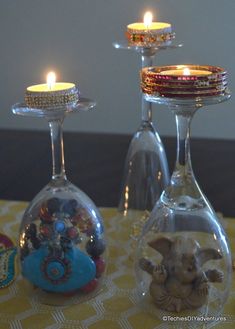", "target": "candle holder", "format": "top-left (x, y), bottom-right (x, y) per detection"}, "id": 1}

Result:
top-left (112, 39), bottom-right (183, 248)
top-left (135, 65), bottom-right (232, 326)
top-left (12, 97), bottom-right (107, 305)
